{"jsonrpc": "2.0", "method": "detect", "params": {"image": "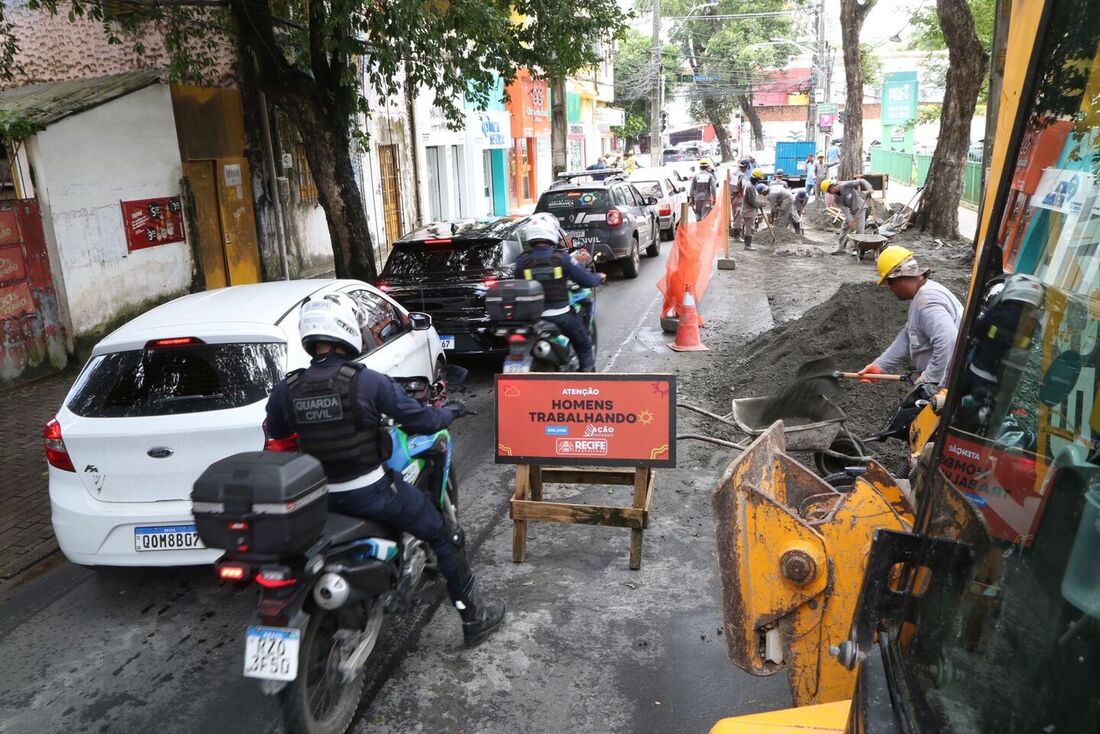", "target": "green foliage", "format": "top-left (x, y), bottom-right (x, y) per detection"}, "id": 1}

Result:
top-left (0, 110), bottom-right (44, 142)
top-left (0, 1), bottom-right (22, 83)
top-left (612, 112), bottom-right (649, 140)
top-left (860, 43), bottom-right (883, 88)
top-left (22, 0), bottom-right (629, 130)
top-left (662, 0), bottom-right (800, 123)
top-left (908, 0), bottom-right (995, 53)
